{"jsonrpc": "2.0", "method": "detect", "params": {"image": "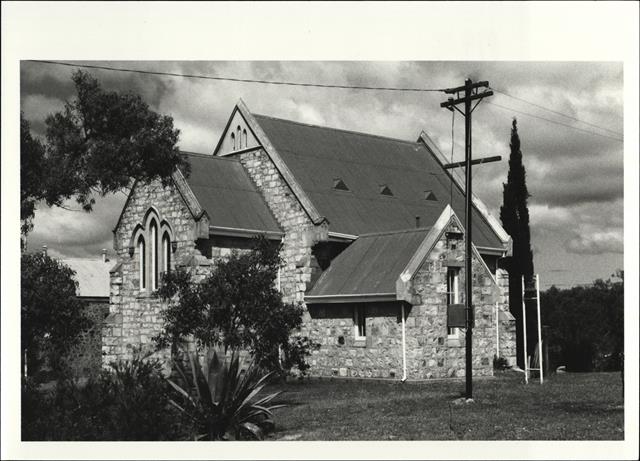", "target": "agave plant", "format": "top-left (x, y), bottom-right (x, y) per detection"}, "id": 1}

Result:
top-left (166, 348), bottom-right (284, 440)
